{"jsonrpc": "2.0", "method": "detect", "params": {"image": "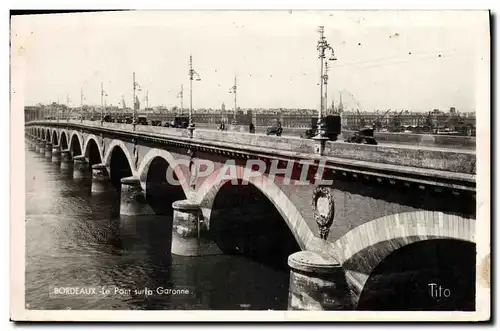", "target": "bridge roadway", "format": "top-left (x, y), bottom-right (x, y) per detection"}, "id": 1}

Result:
top-left (193, 122), bottom-right (476, 150)
top-left (25, 119), bottom-right (477, 311)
